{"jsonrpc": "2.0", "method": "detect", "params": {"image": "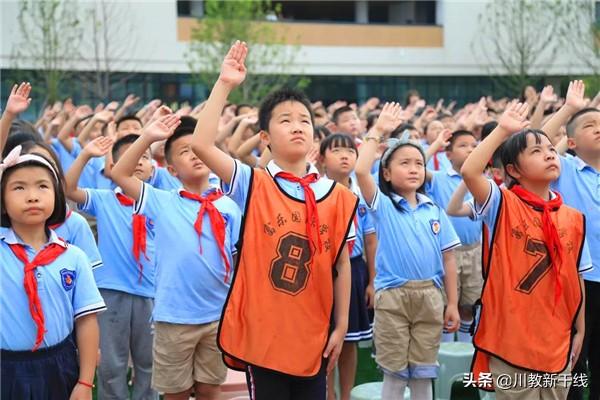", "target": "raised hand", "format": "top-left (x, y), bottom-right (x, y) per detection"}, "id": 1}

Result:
top-left (105, 101), bottom-right (120, 112)
top-left (94, 109), bottom-right (114, 124)
top-left (149, 105), bottom-right (173, 124)
top-left (123, 94), bottom-right (140, 109)
top-left (142, 114), bottom-right (181, 142)
top-left (433, 128), bottom-right (453, 148)
top-left (565, 80), bottom-right (586, 111)
top-left (83, 136), bottom-right (114, 158)
top-left (5, 82), bottom-right (32, 115)
top-left (74, 105), bottom-right (93, 120)
top-left (497, 101), bottom-right (530, 134)
top-left (374, 102), bottom-right (404, 136)
top-left (219, 40), bottom-right (248, 88)
top-left (539, 85), bottom-right (557, 104)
